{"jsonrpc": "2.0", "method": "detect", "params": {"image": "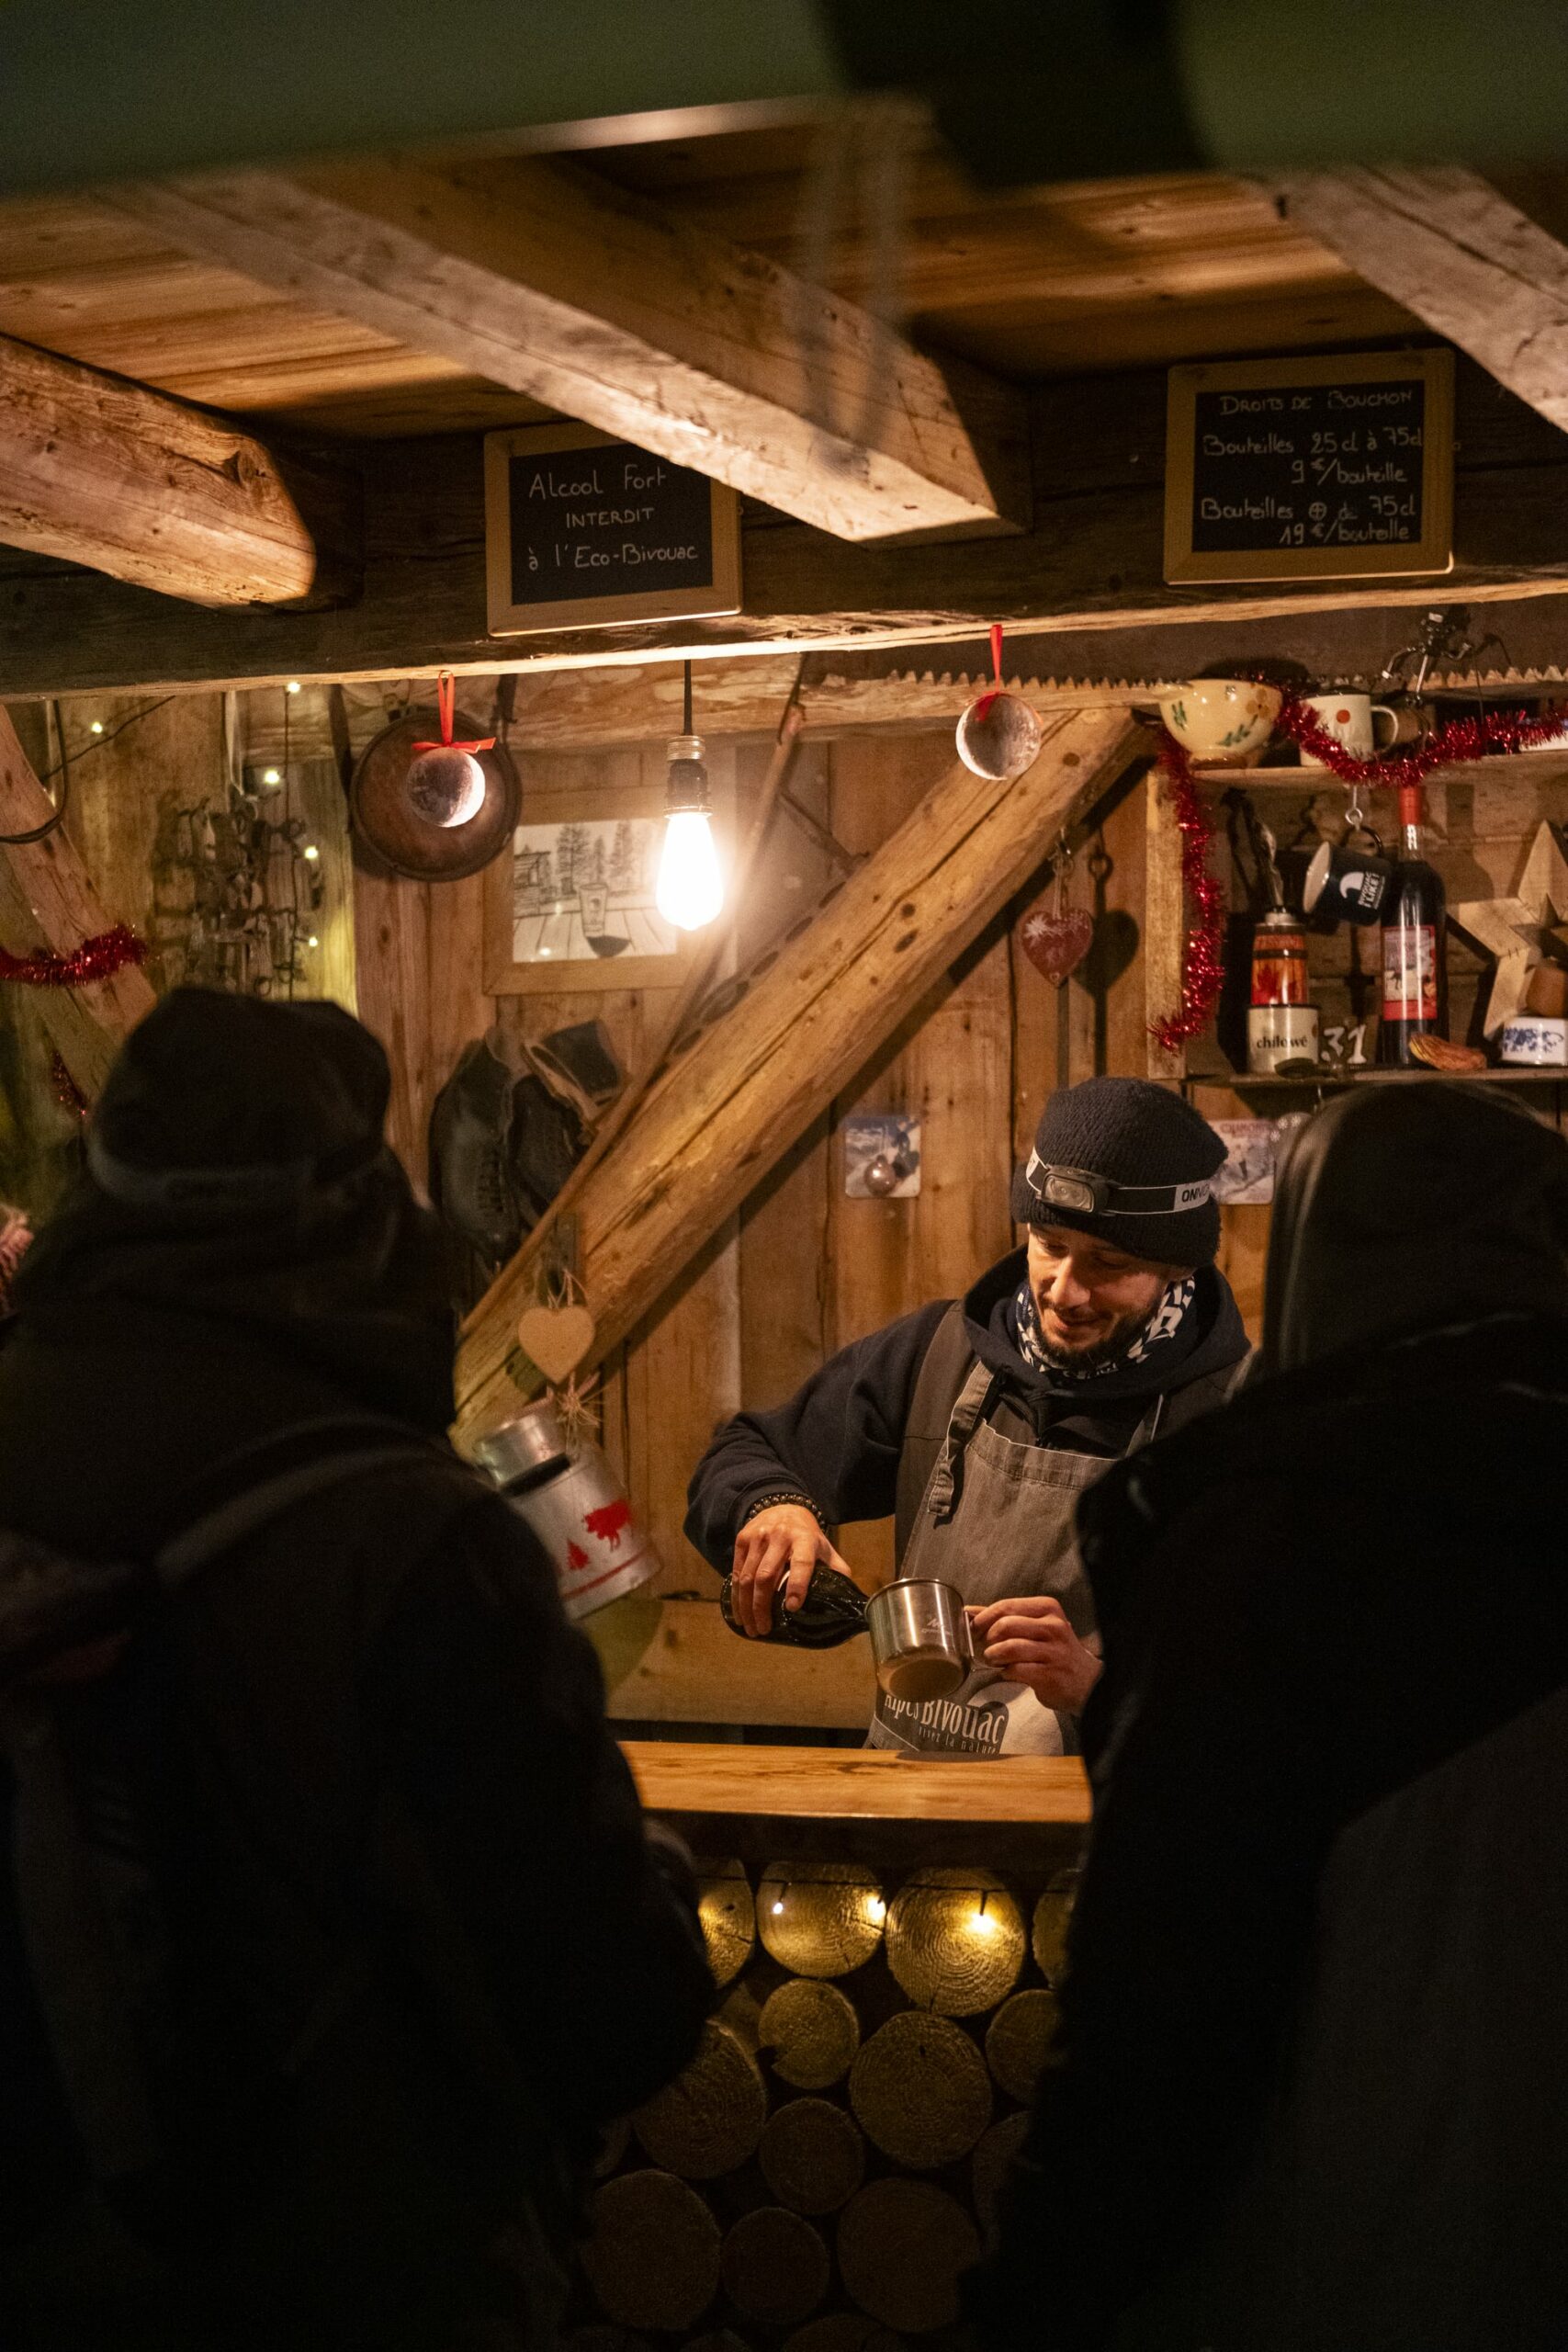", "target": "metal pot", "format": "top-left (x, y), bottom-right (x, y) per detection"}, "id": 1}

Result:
top-left (470, 1401), bottom-right (660, 1621)
top-left (864, 1577), bottom-right (975, 1704)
